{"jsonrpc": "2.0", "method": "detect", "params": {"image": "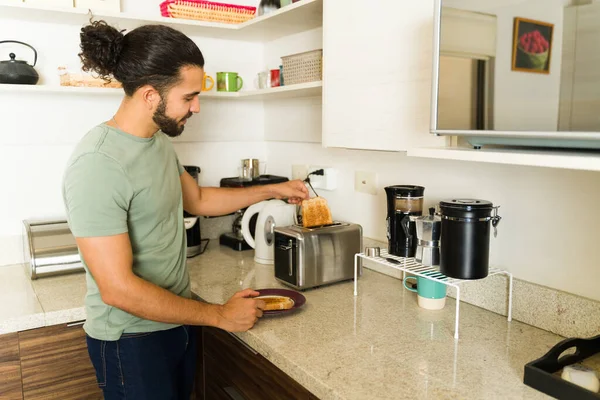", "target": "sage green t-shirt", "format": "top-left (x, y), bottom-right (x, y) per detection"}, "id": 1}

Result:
top-left (62, 123), bottom-right (189, 341)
